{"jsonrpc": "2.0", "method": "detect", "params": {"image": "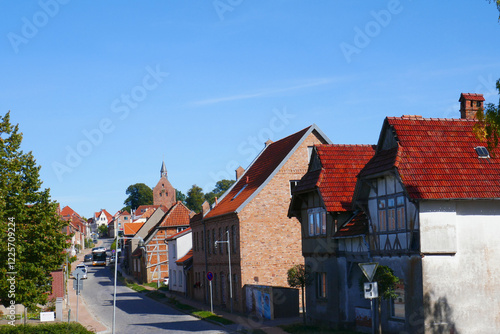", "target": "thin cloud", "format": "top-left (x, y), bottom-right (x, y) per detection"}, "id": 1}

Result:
top-left (191, 77), bottom-right (340, 106)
